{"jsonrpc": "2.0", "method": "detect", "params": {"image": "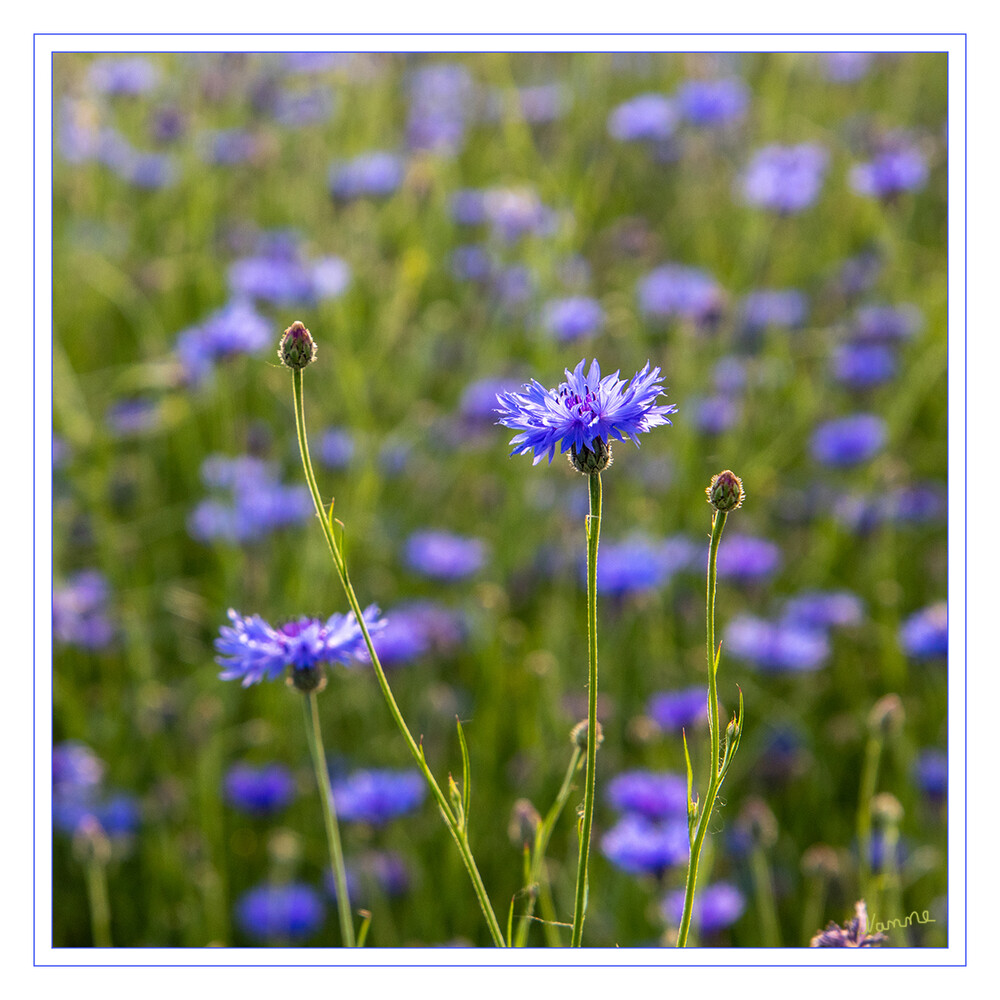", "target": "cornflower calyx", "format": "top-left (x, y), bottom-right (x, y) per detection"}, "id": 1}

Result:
top-left (279, 320), bottom-right (317, 370)
top-left (570, 438), bottom-right (612, 475)
top-left (707, 470), bottom-right (745, 512)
